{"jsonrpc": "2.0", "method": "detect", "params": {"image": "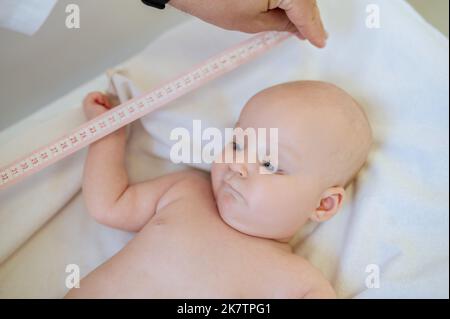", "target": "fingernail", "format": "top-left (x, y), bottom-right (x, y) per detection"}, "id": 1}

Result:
top-left (314, 40), bottom-right (325, 48)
